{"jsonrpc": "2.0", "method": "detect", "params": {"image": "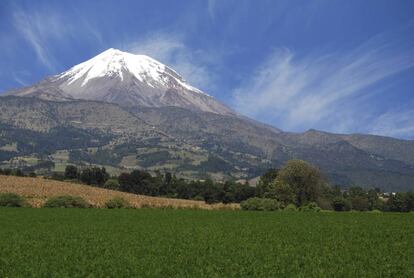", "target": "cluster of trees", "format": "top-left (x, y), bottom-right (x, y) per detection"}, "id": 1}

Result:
top-left (118, 170), bottom-right (255, 203)
top-left (0, 167), bottom-right (36, 177)
top-left (3, 159), bottom-right (413, 212)
top-left (254, 160), bottom-right (414, 212)
top-left (60, 165), bottom-right (255, 204)
top-left (63, 165), bottom-right (109, 186)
